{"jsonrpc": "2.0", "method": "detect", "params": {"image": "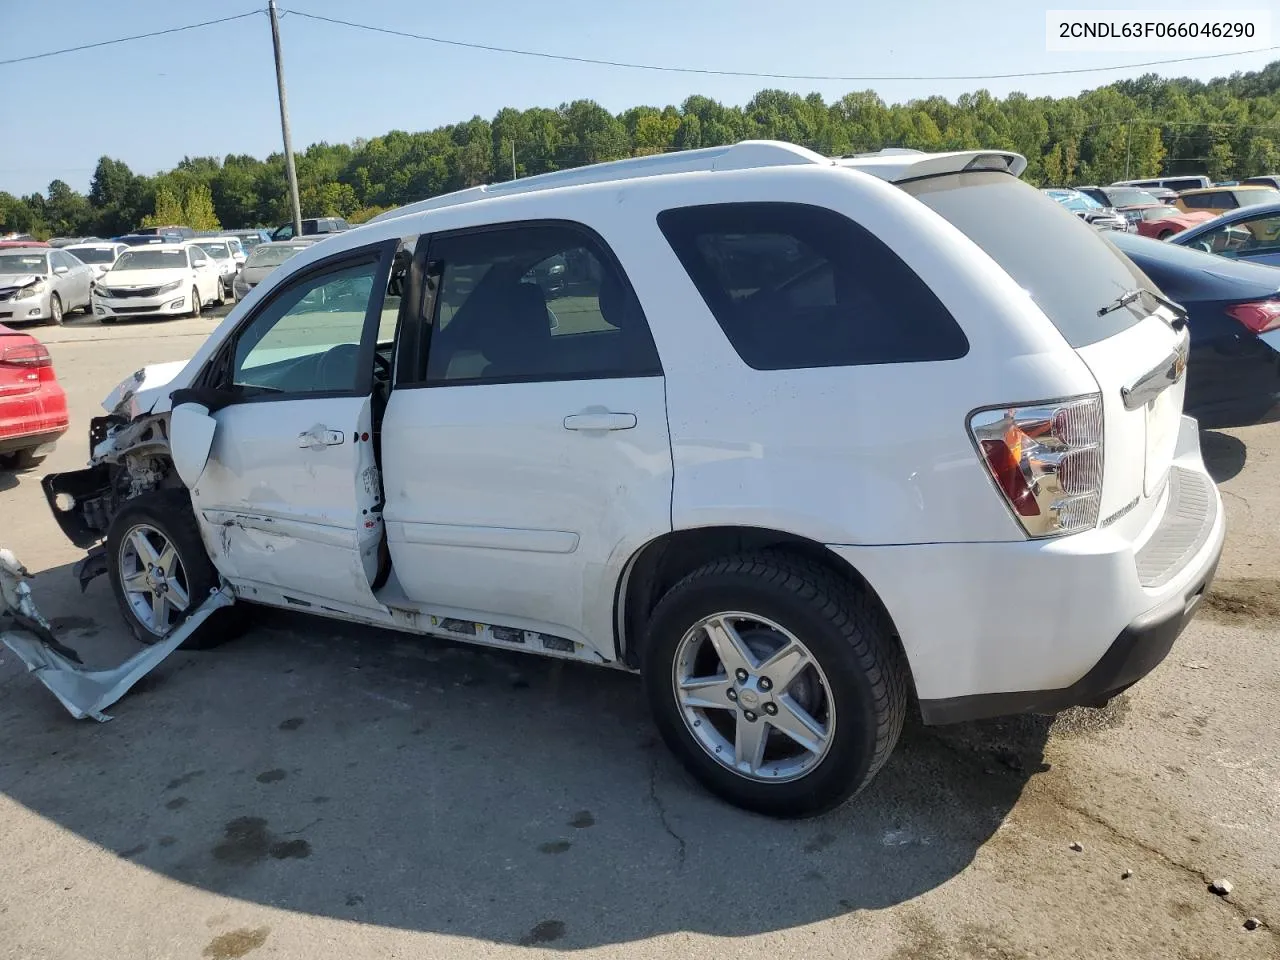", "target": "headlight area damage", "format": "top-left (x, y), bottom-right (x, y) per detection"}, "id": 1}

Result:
top-left (14, 366), bottom-right (239, 720)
